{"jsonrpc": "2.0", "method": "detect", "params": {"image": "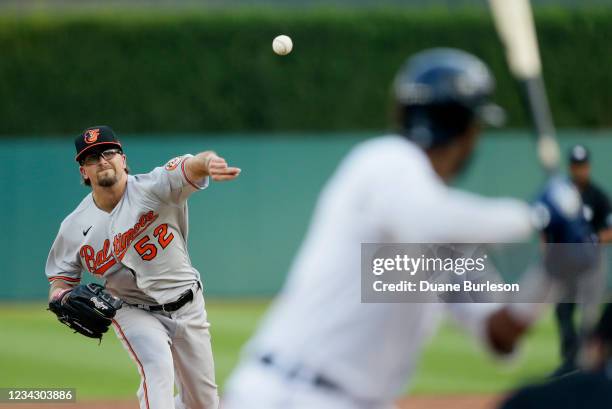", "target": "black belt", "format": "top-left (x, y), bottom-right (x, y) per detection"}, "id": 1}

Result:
top-left (258, 354), bottom-right (341, 392)
top-left (135, 282), bottom-right (201, 312)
